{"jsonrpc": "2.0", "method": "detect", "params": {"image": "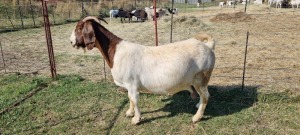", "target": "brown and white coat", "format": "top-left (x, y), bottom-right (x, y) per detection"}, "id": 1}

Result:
top-left (70, 16), bottom-right (216, 125)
